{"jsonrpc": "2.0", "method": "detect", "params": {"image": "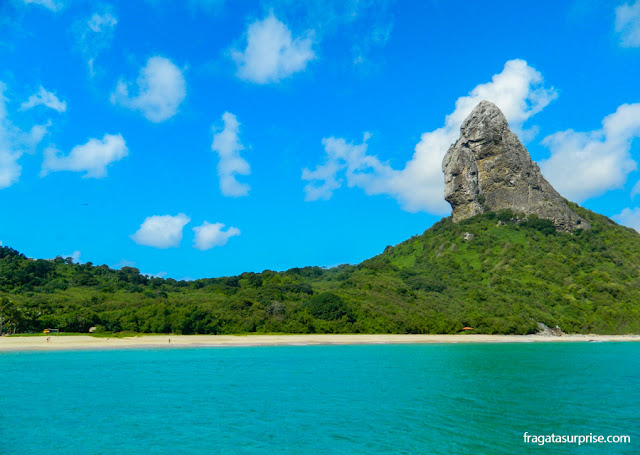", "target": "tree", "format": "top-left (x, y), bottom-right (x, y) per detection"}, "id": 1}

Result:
top-left (304, 292), bottom-right (353, 321)
top-left (0, 298), bottom-right (19, 335)
top-left (0, 297), bottom-right (6, 336)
